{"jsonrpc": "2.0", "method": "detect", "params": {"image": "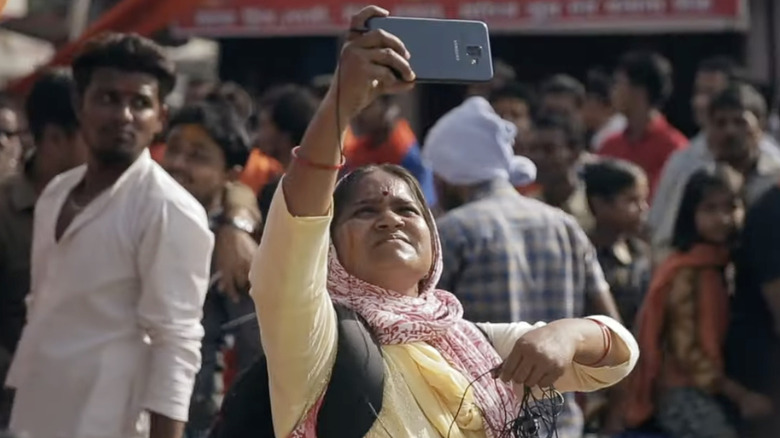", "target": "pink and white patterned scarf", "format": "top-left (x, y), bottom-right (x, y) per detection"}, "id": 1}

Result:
top-left (290, 214), bottom-right (516, 437)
